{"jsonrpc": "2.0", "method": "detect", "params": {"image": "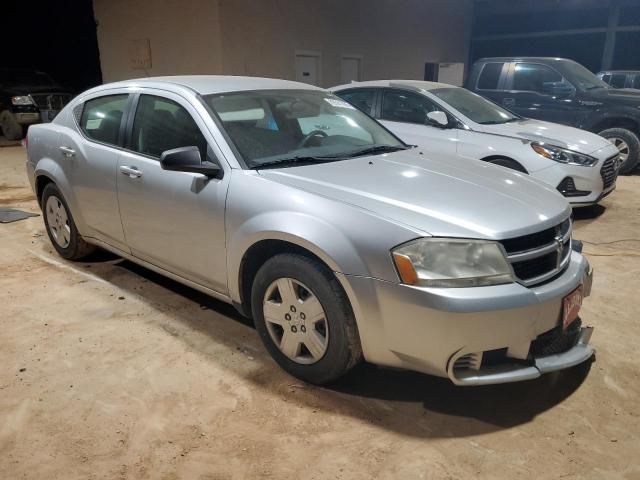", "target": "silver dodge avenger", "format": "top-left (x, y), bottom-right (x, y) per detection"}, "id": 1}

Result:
top-left (26, 76), bottom-right (594, 385)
